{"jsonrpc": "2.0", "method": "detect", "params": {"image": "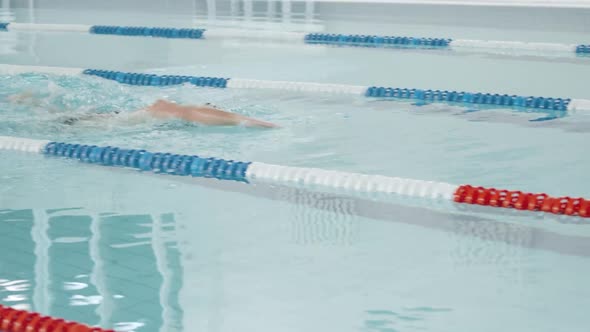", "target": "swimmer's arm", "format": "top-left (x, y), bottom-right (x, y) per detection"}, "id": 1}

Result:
top-left (173, 105), bottom-right (245, 126)
top-left (146, 100), bottom-right (278, 128)
top-left (186, 106), bottom-right (279, 128)
top-left (119, 109), bottom-right (154, 125)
